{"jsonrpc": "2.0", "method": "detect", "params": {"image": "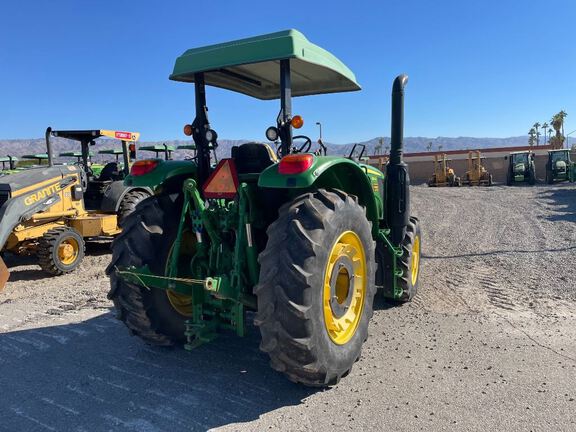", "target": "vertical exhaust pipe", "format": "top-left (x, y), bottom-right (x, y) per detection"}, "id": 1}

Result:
top-left (386, 74), bottom-right (410, 246)
top-left (45, 127), bottom-right (54, 167)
